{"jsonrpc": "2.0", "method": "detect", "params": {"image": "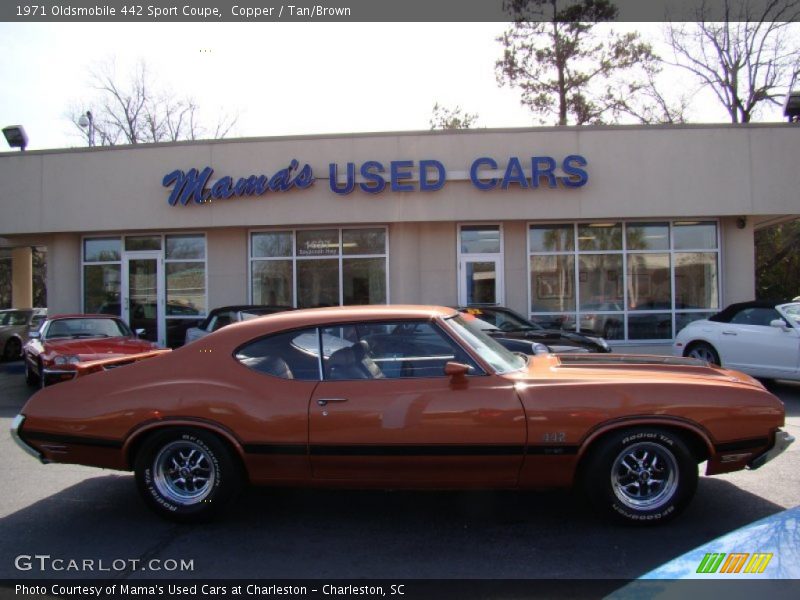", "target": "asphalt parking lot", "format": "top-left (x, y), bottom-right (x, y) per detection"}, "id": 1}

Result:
top-left (0, 359), bottom-right (798, 582)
